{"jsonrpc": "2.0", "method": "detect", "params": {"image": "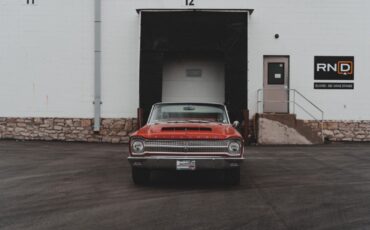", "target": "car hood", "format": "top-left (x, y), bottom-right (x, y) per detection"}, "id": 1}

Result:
top-left (131, 123), bottom-right (242, 140)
